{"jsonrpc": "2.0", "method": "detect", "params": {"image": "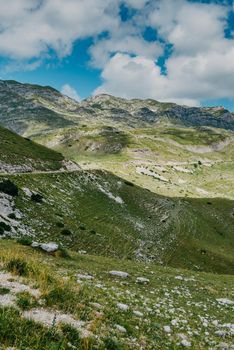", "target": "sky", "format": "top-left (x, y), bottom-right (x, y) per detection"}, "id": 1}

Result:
top-left (0, 0), bottom-right (234, 110)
